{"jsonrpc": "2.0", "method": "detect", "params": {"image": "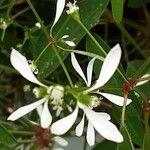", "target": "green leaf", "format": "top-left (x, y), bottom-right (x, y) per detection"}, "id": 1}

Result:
top-left (28, 0), bottom-right (109, 78)
top-left (143, 127), bottom-right (150, 150)
top-left (117, 126), bottom-right (134, 150)
top-left (93, 140), bottom-right (117, 150)
top-left (127, 0), bottom-right (150, 8)
top-left (0, 124), bottom-right (17, 145)
top-left (111, 0), bottom-right (124, 23)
